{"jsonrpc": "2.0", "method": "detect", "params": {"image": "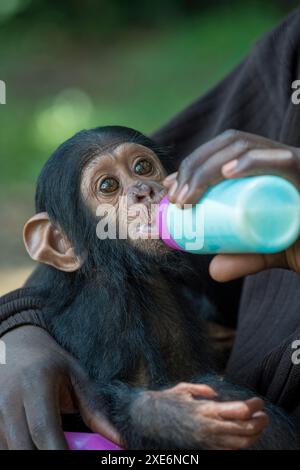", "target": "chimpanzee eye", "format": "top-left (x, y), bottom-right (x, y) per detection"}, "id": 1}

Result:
top-left (98, 177), bottom-right (119, 193)
top-left (134, 158), bottom-right (153, 176)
